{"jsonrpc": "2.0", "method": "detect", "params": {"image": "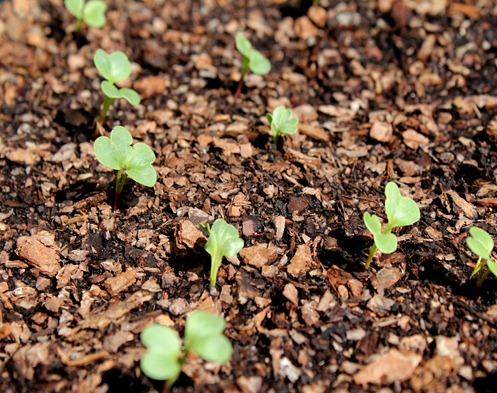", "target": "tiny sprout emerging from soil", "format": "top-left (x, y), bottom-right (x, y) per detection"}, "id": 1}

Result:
top-left (466, 227), bottom-right (497, 286)
top-left (94, 126), bottom-right (156, 210)
top-left (266, 106), bottom-right (299, 144)
top-left (94, 49), bottom-right (140, 123)
top-left (235, 32), bottom-right (271, 97)
top-left (140, 311), bottom-right (232, 390)
top-left (363, 182), bottom-right (420, 269)
top-left (64, 0), bottom-right (107, 33)
top-left (199, 219), bottom-right (244, 287)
